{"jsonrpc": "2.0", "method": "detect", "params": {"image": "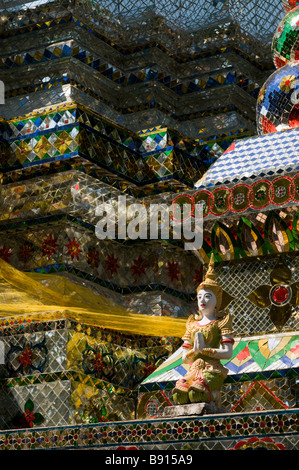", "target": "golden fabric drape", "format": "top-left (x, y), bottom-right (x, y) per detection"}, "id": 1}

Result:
top-left (0, 258), bottom-right (186, 337)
